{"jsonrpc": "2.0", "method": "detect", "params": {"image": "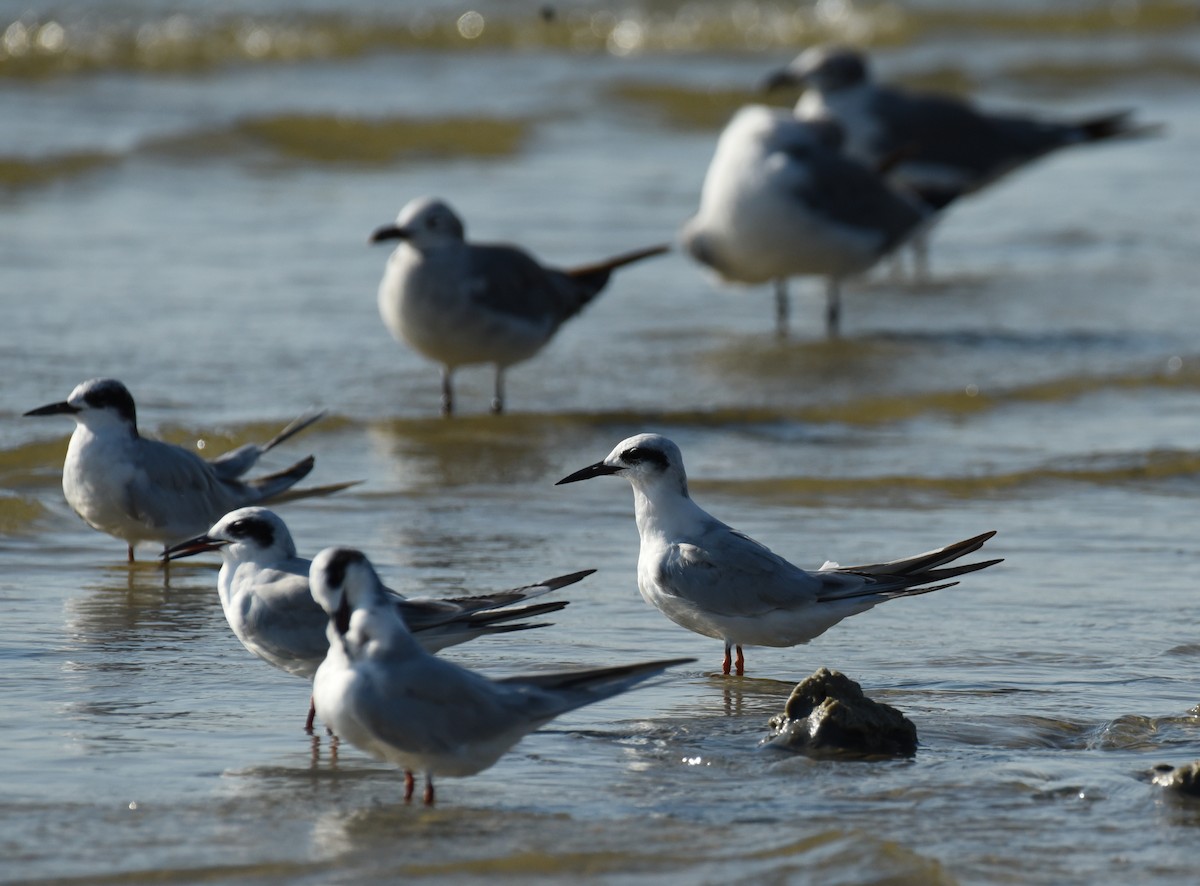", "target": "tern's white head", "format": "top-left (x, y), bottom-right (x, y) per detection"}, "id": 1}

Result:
top-left (369, 196), bottom-right (467, 251)
top-left (24, 377), bottom-right (139, 437)
top-left (209, 507), bottom-right (297, 562)
top-left (161, 506), bottom-right (298, 565)
top-left (556, 433), bottom-right (690, 499)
